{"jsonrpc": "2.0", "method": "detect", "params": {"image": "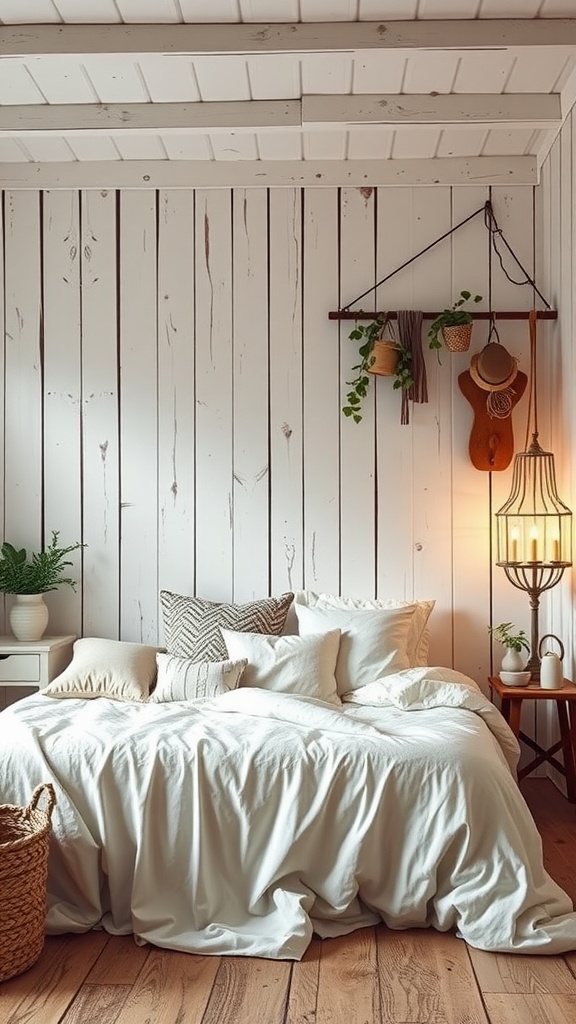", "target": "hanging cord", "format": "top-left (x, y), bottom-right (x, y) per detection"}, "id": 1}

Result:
top-left (339, 199), bottom-right (552, 315)
top-left (341, 203), bottom-right (487, 311)
top-left (483, 317), bottom-right (515, 419)
top-left (484, 202), bottom-right (551, 310)
top-left (524, 310), bottom-right (539, 449)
